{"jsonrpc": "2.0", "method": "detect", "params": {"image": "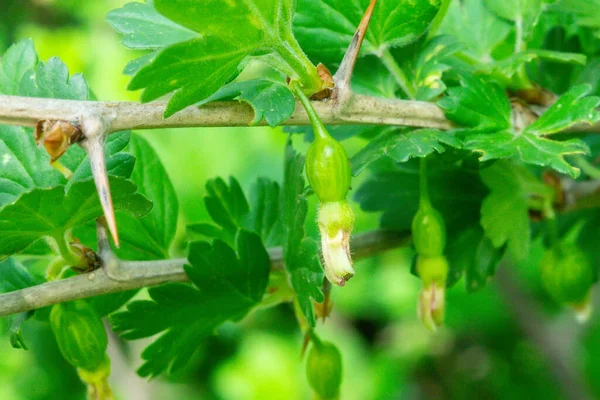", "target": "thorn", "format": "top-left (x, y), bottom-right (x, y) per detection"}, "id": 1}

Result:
top-left (80, 116), bottom-right (120, 248)
top-left (333, 0), bottom-right (377, 93)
